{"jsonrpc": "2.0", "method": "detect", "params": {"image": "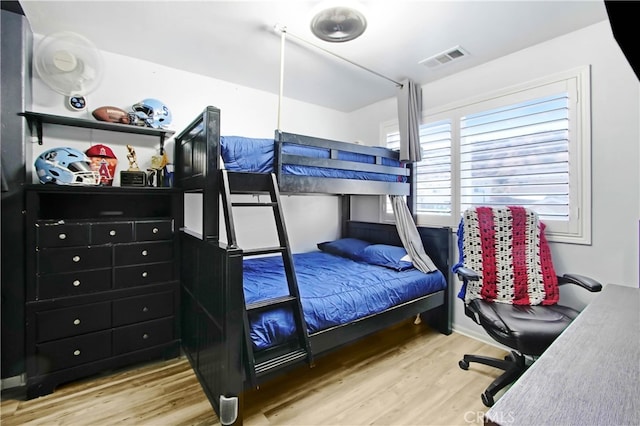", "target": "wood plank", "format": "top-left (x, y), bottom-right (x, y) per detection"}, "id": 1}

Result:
top-left (2, 321), bottom-right (506, 425)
